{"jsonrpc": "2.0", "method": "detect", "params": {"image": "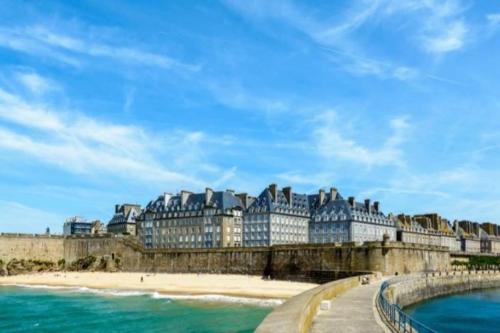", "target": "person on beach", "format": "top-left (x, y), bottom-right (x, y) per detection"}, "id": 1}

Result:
top-left (140, 276), bottom-right (144, 283)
